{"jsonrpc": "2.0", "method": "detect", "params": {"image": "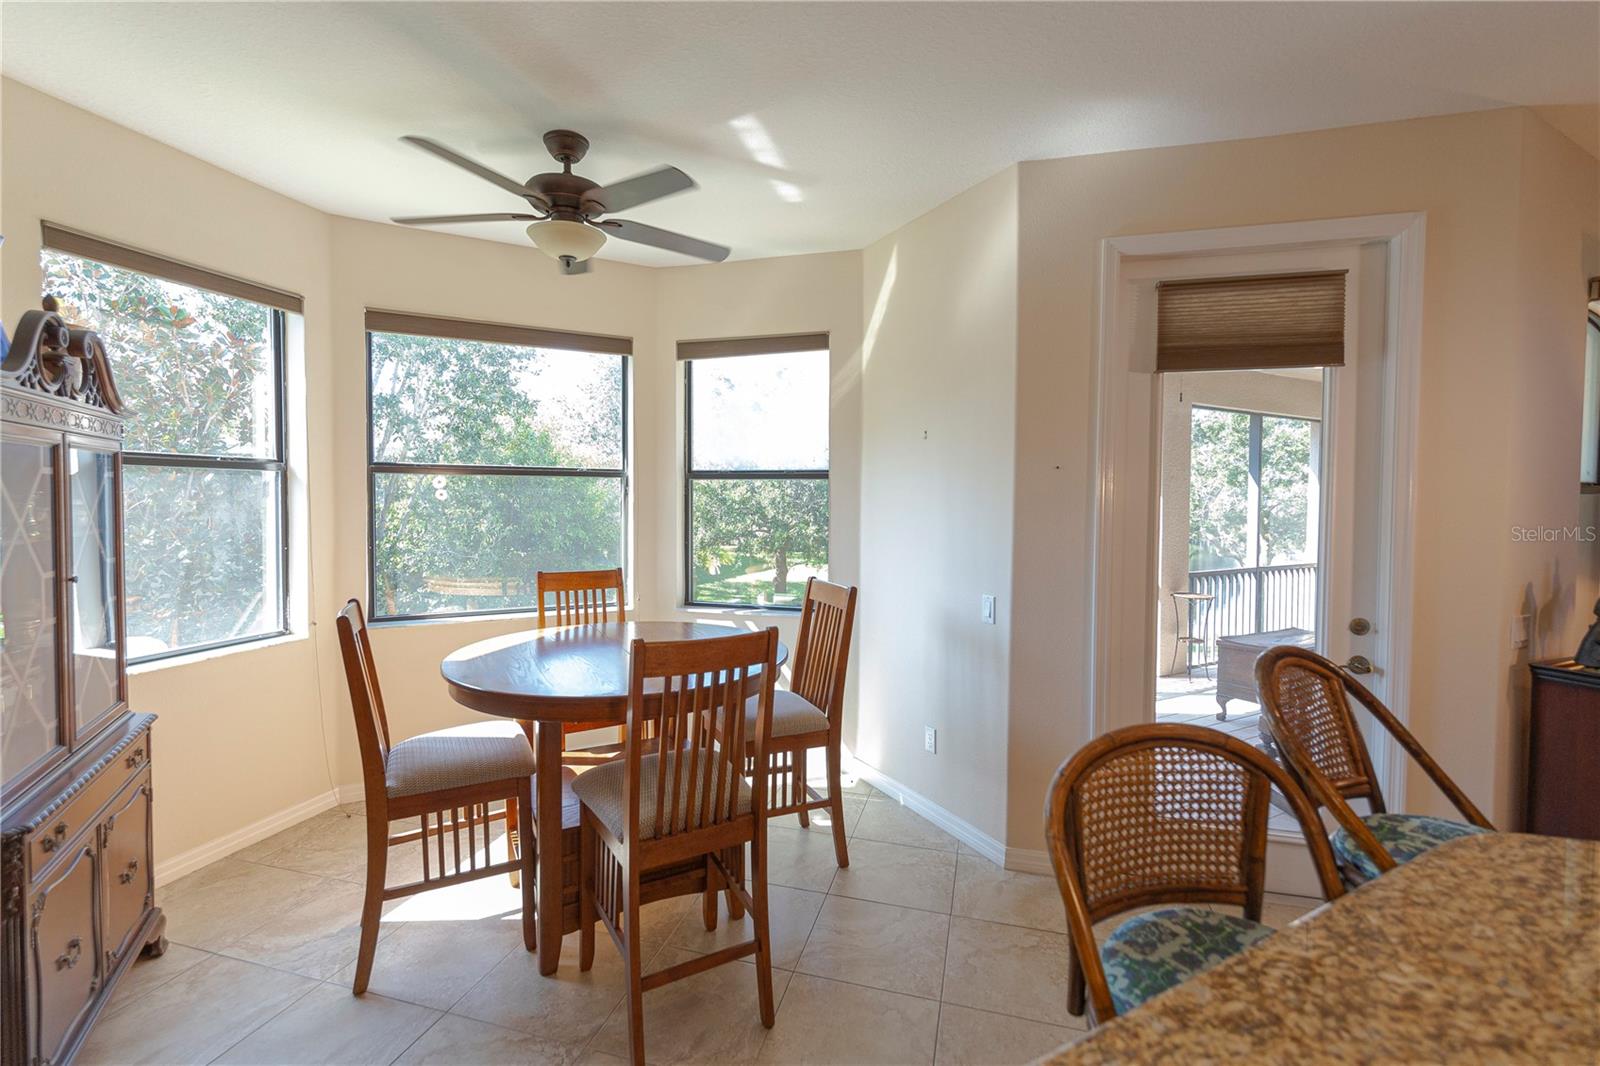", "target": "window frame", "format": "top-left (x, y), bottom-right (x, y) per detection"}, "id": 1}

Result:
top-left (125, 310), bottom-right (292, 664)
top-left (681, 355), bottom-right (830, 611)
top-left (364, 328), bottom-right (631, 623)
top-left (40, 244), bottom-right (294, 666)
